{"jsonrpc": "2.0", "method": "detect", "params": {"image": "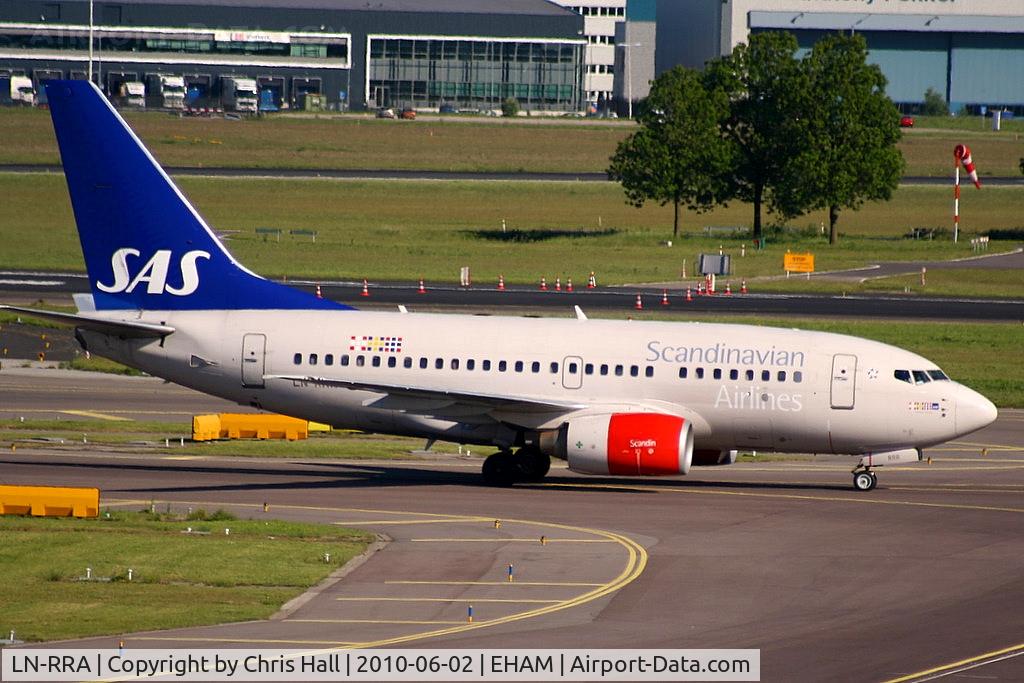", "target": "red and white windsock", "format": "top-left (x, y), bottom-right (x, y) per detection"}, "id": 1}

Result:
top-left (954, 144), bottom-right (981, 189)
